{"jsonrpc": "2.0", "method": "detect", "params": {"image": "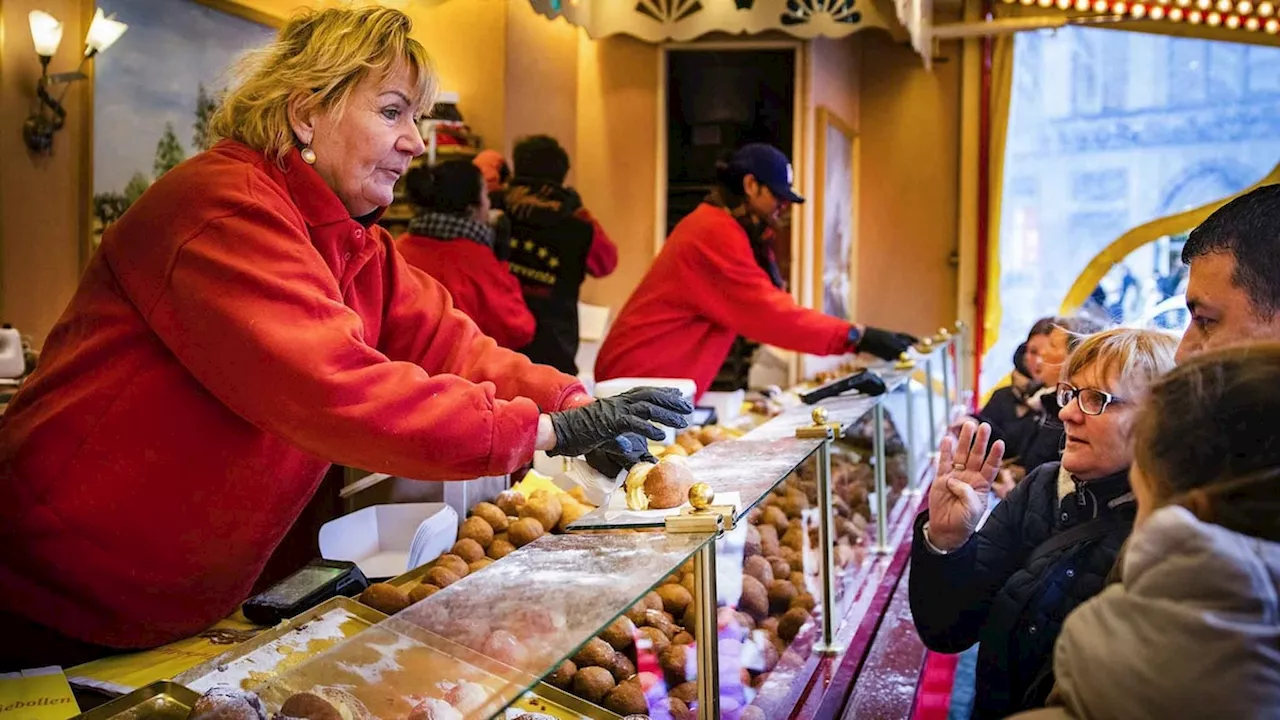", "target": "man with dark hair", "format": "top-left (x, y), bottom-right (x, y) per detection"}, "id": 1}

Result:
top-left (1177, 184), bottom-right (1280, 362)
top-left (504, 135), bottom-right (618, 374)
